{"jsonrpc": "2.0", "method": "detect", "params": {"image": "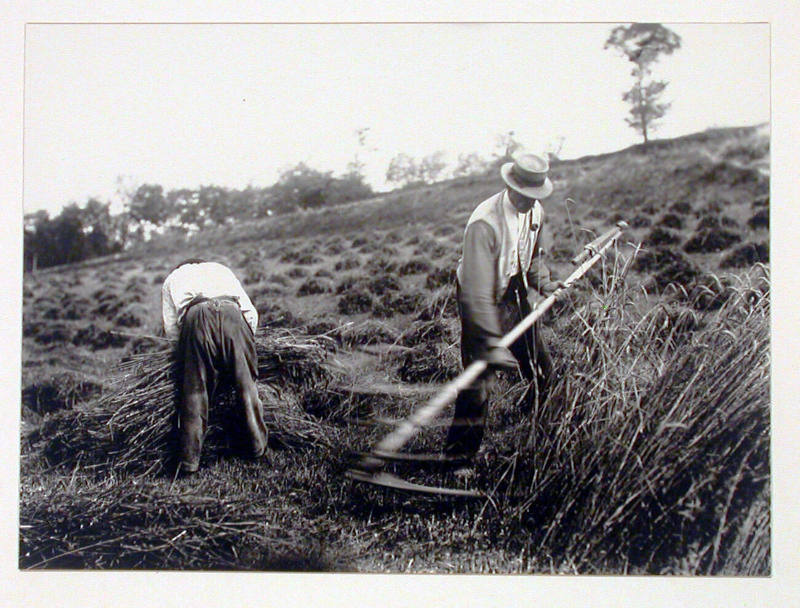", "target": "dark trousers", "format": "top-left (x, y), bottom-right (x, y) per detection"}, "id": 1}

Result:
top-left (177, 297), bottom-right (267, 472)
top-left (444, 278), bottom-right (553, 458)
